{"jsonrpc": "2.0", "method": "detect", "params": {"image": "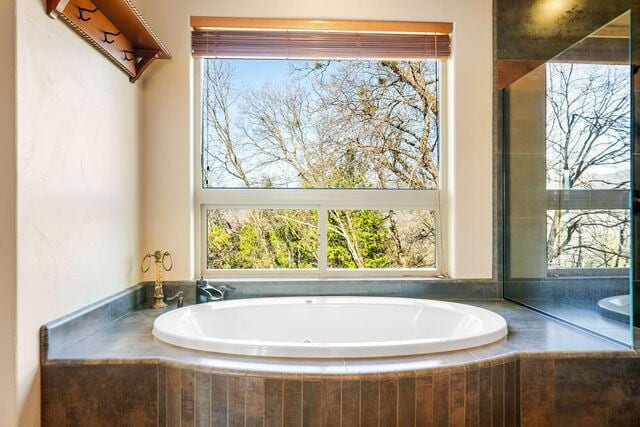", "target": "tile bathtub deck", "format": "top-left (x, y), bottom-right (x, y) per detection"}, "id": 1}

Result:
top-left (43, 300), bottom-right (637, 377)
